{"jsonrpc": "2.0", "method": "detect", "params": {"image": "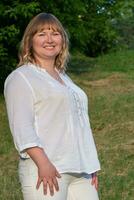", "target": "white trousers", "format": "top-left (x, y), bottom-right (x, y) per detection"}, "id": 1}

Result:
top-left (18, 159), bottom-right (99, 200)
